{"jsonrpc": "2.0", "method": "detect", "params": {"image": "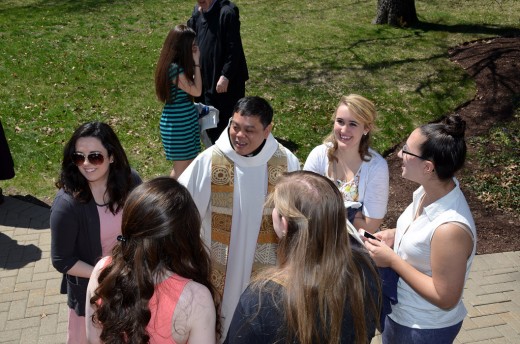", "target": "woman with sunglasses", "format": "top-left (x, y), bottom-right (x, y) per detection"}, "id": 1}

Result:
top-left (50, 121), bottom-right (141, 344)
top-left (365, 115), bottom-right (476, 343)
top-left (224, 171), bottom-right (381, 344)
top-left (303, 94), bottom-right (389, 233)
